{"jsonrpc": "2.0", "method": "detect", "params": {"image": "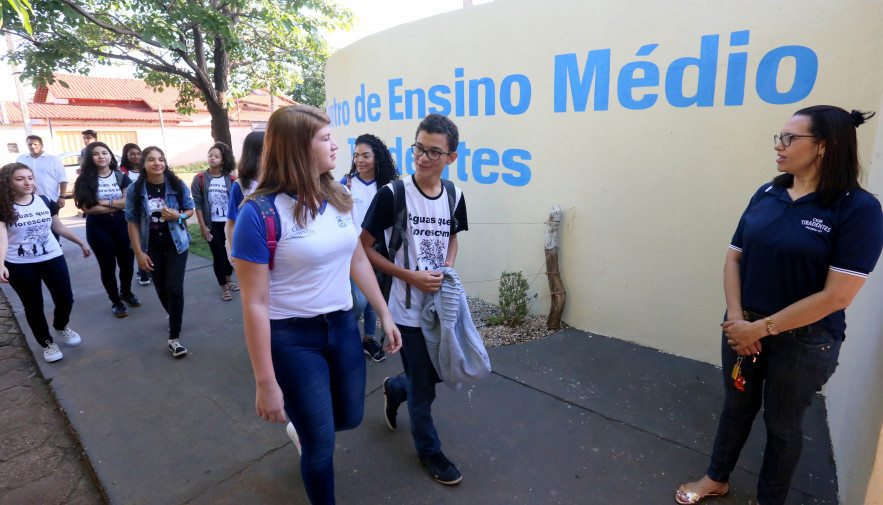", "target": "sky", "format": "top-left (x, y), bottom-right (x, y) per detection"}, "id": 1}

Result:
top-left (0, 0), bottom-right (493, 101)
